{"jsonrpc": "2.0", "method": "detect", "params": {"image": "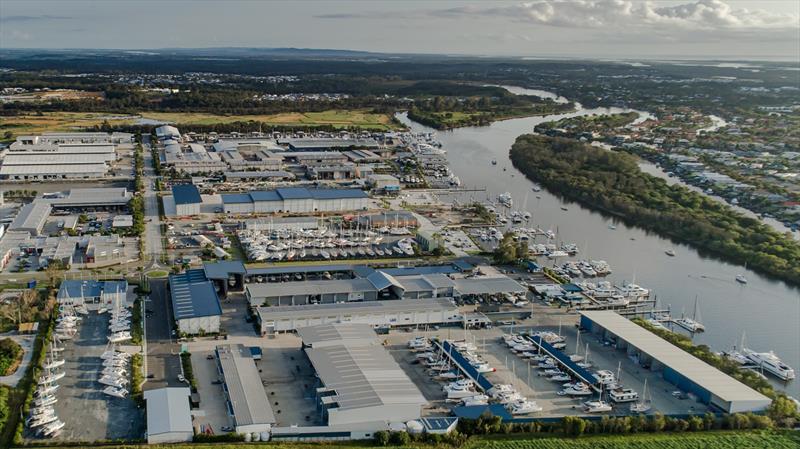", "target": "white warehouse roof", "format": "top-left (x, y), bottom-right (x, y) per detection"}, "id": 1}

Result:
top-left (143, 387), bottom-right (193, 443)
top-left (580, 311), bottom-right (771, 413)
